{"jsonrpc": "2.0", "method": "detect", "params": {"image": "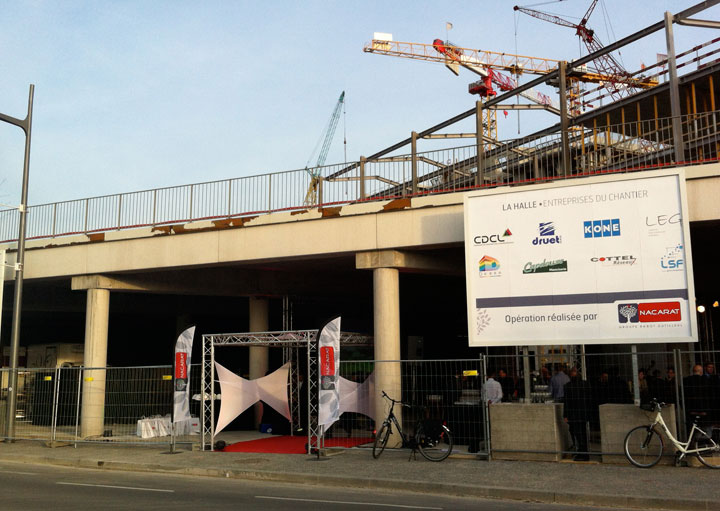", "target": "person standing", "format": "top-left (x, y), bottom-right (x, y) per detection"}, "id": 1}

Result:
top-left (498, 369), bottom-right (516, 402)
top-left (482, 370), bottom-right (503, 404)
top-left (684, 364), bottom-right (710, 433)
top-left (550, 365), bottom-right (570, 402)
top-left (703, 361), bottom-right (719, 423)
top-left (563, 368), bottom-right (593, 461)
top-left (663, 366), bottom-right (677, 405)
